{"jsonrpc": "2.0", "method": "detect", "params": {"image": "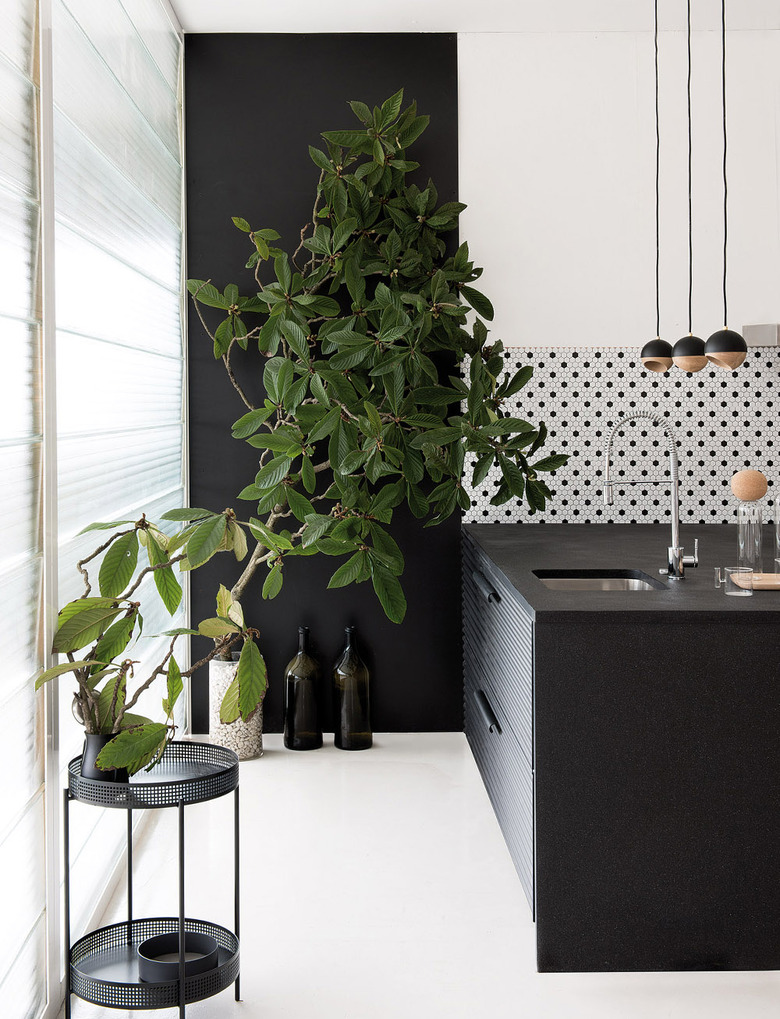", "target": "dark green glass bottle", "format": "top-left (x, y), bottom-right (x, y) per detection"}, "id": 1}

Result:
top-left (333, 626), bottom-right (372, 751)
top-left (284, 627), bottom-right (322, 751)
